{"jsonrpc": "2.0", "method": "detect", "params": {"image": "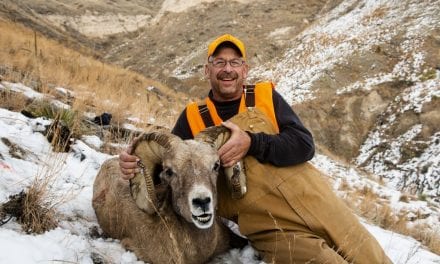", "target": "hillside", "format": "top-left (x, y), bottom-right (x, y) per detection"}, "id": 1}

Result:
top-left (0, 0), bottom-right (439, 262)
top-left (1, 0), bottom-right (438, 201)
top-left (0, 0), bottom-right (339, 94)
top-left (0, 83), bottom-right (439, 263)
top-left (252, 0), bottom-right (440, 199)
